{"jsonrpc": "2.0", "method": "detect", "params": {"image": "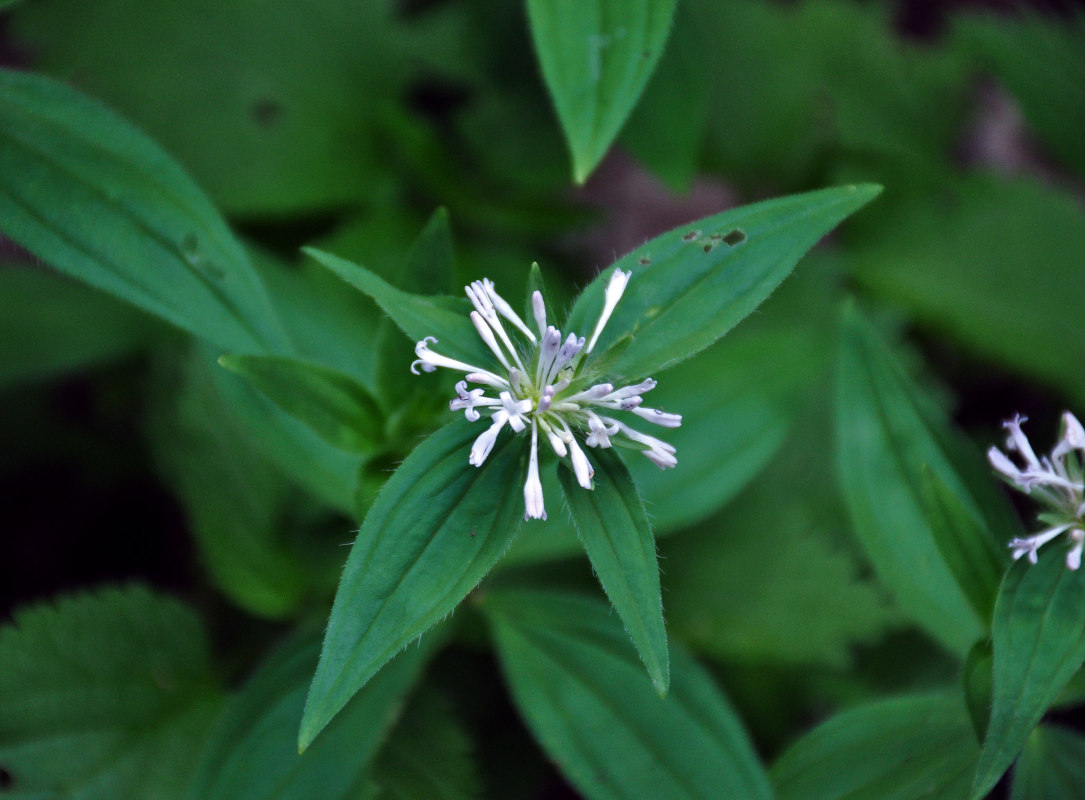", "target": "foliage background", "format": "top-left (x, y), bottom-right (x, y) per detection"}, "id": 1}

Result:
top-left (2, 0), bottom-right (1085, 798)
